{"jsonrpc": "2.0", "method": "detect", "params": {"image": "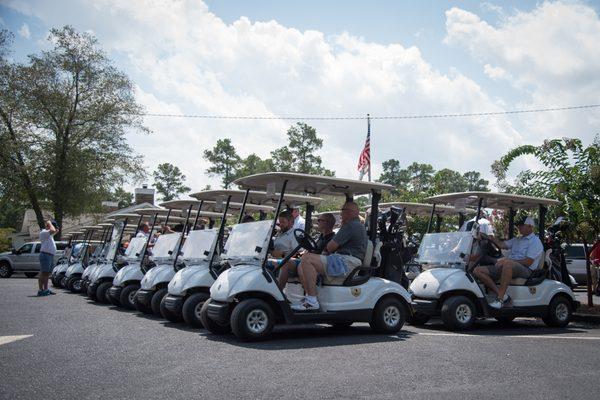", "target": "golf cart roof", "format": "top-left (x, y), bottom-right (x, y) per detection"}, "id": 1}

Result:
top-left (374, 202), bottom-right (472, 216)
top-left (189, 189), bottom-right (323, 206)
top-left (234, 172), bottom-right (393, 197)
top-left (97, 223), bottom-right (114, 227)
top-left (112, 213), bottom-right (143, 220)
top-left (426, 191), bottom-right (560, 210)
top-left (81, 225), bottom-right (98, 230)
top-left (160, 199), bottom-right (271, 215)
top-left (69, 231), bottom-right (84, 235)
